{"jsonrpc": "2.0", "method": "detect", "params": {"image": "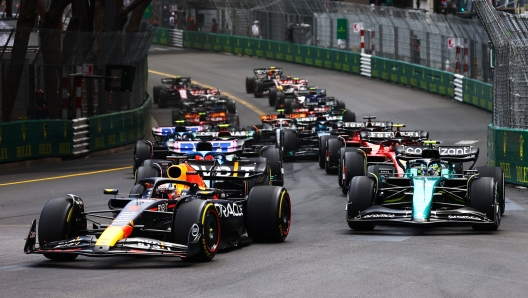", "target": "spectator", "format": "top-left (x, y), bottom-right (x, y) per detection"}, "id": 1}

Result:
top-left (169, 13), bottom-right (175, 29)
top-left (34, 89), bottom-right (49, 119)
top-left (252, 20), bottom-right (260, 38)
top-left (411, 33), bottom-right (421, 64)
top-left (211, 18), bottom-right (218, 33)
top-left (286, 23), bottom-right (293, 42)
top-left (187, 17), bottom-right (196, 31)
